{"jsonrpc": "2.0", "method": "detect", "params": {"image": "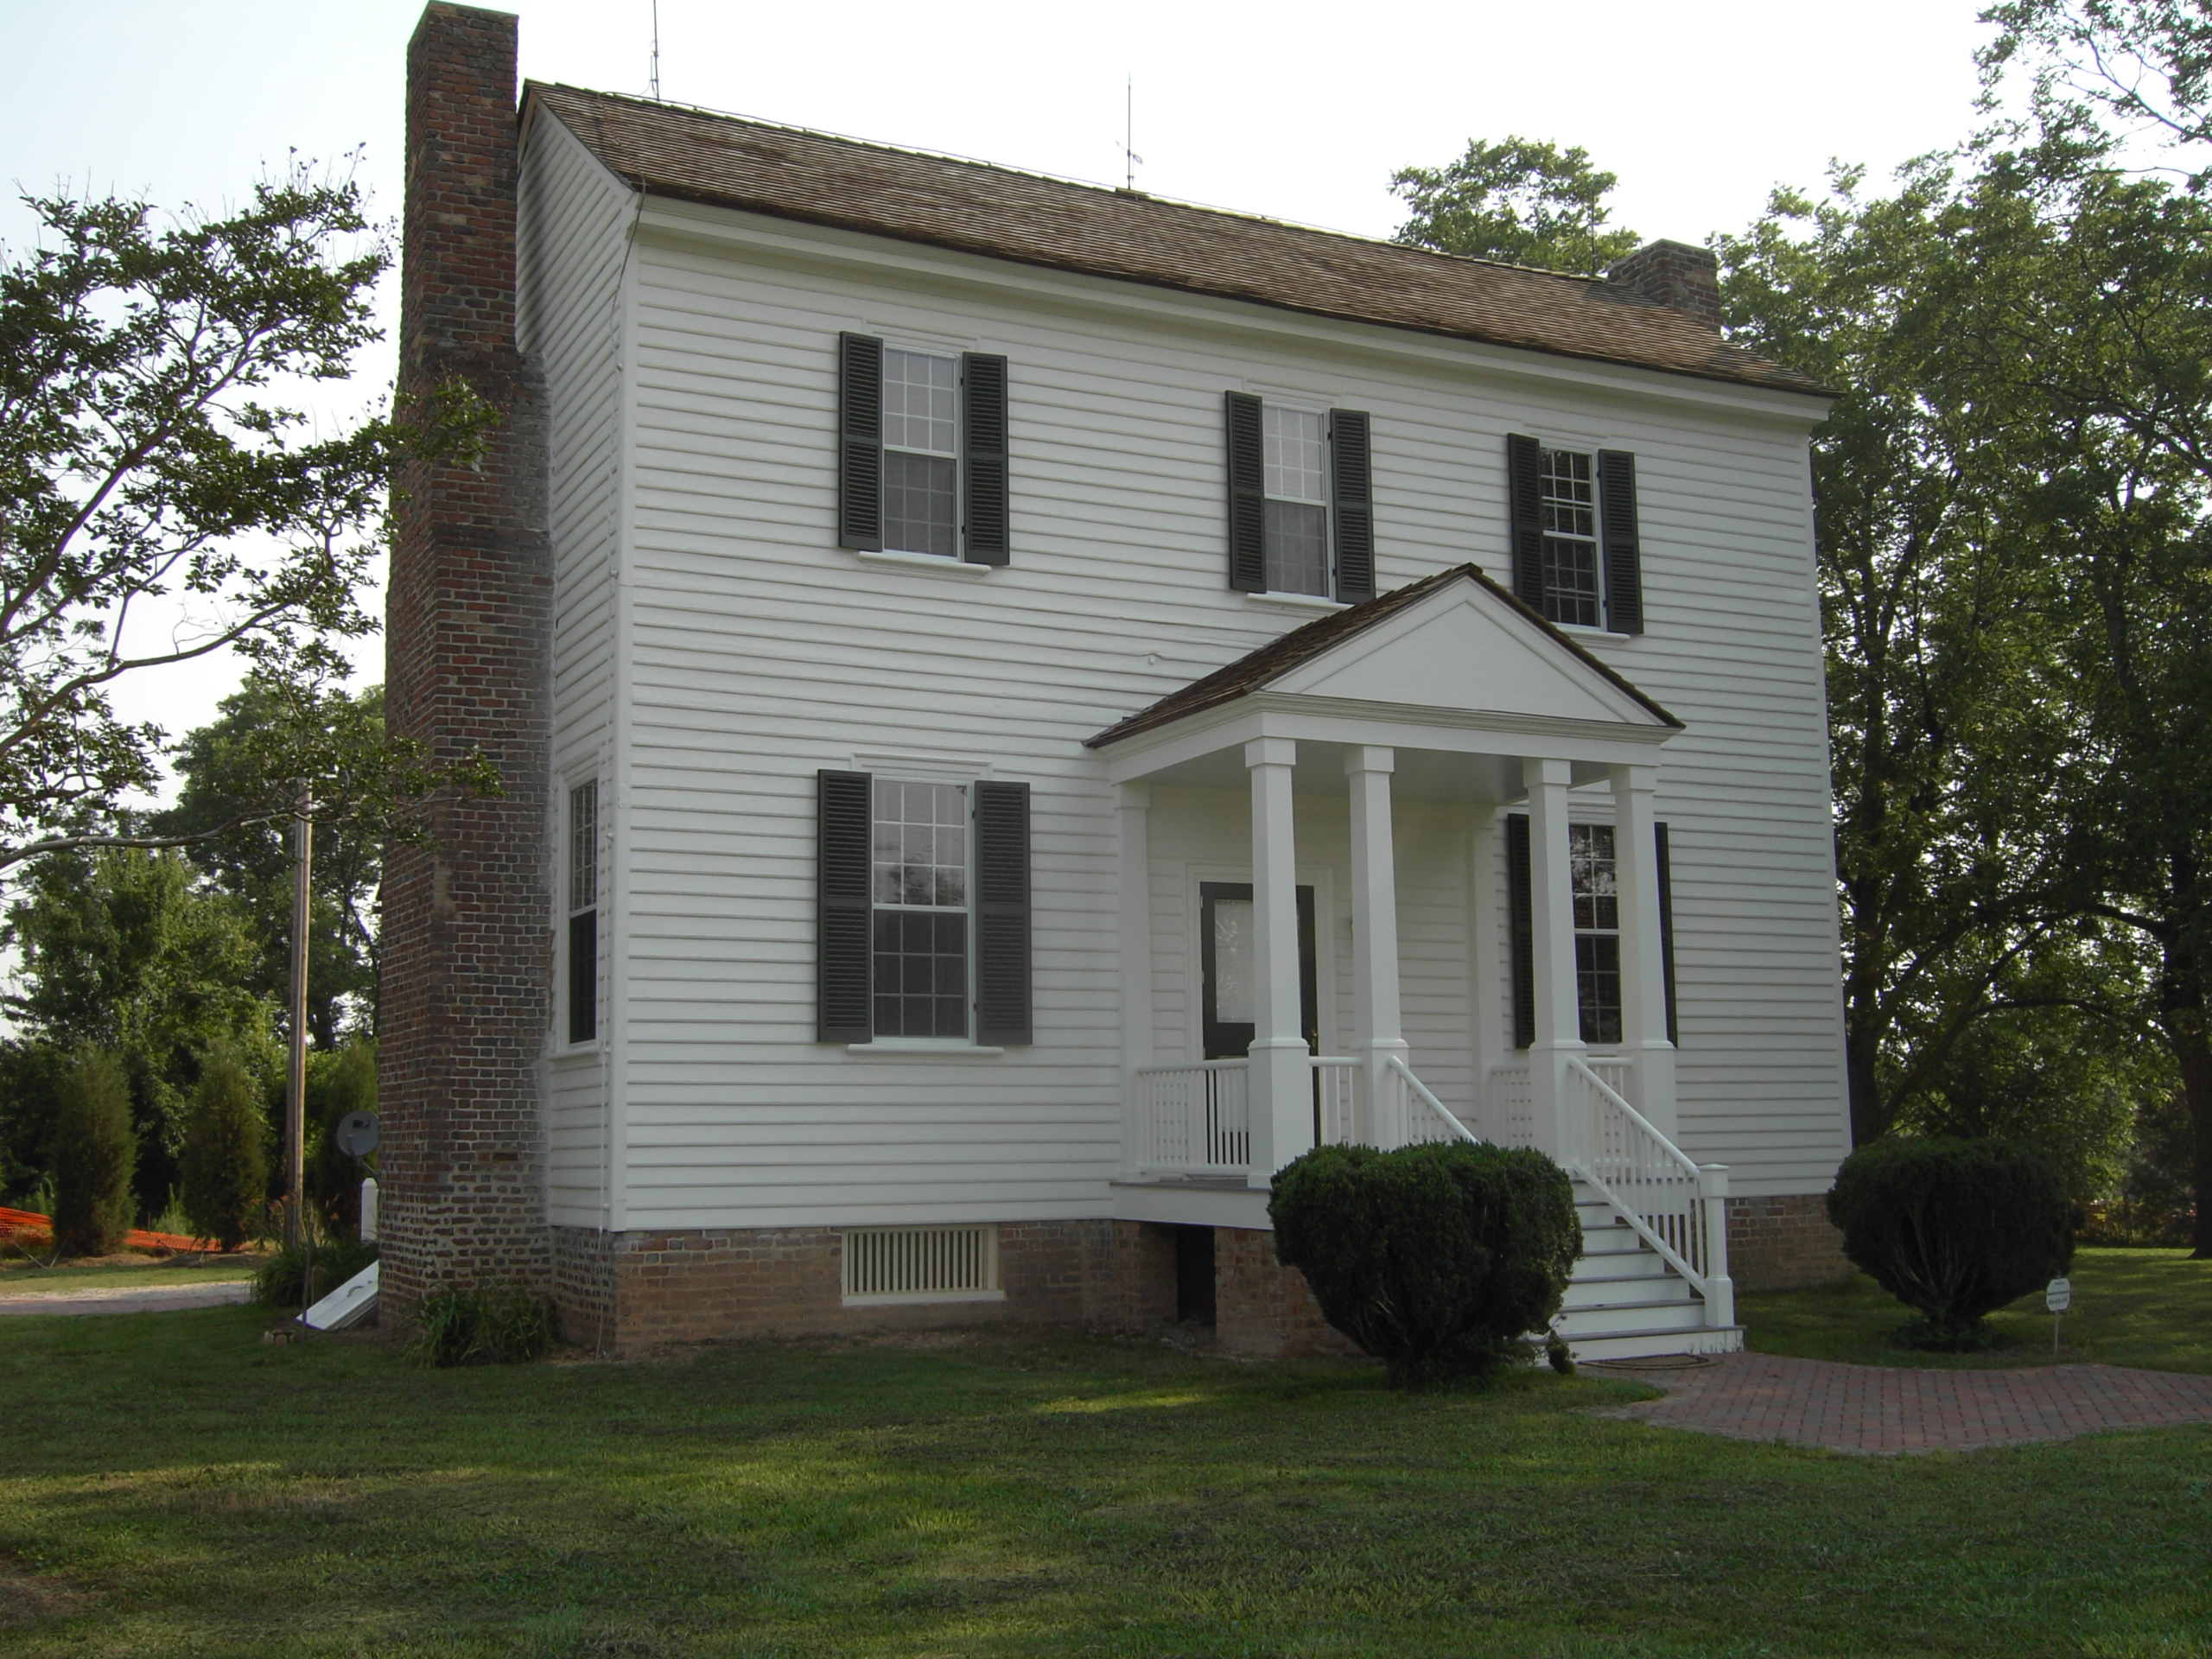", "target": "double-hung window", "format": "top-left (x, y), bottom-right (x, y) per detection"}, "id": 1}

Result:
top-left (1569, 823), bottom-right (1623, 1046)
top-left (871, 779), bottom-right (971, 1039)
top-left (1505, 434), bottom-right (1645, 634)
top-left (881, 350), bottom-right (960, 558)
top-left (1224, 393), bottom-right (1375, 604)
top-left (1262, 406), bottom-right (1331, 596)
top-left (567, 781), bottom-right (599, 1046)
